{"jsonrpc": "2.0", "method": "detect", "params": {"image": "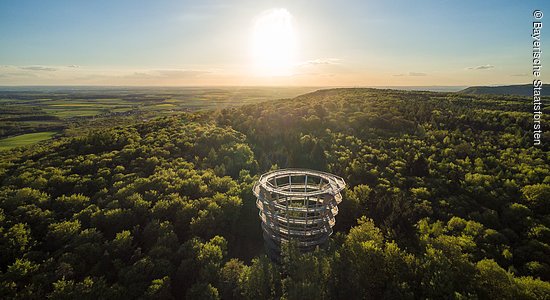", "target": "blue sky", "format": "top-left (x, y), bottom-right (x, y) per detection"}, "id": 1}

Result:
top-left (0, 0), bottom-right (548, 86)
